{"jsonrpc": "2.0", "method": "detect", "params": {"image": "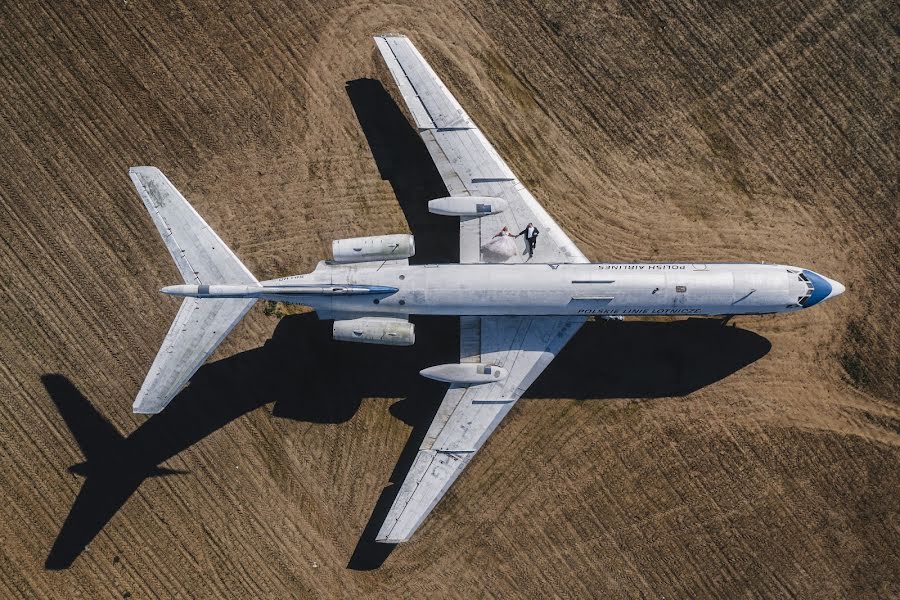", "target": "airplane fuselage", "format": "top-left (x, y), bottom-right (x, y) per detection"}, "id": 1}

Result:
top-left (163, 261), bottom-right (843, 318)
